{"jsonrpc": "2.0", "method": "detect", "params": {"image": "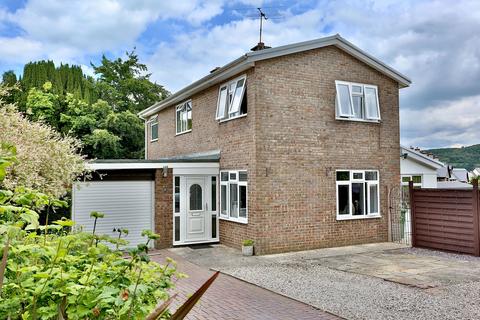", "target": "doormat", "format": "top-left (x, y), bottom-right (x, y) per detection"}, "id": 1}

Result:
top-left (189, 244), bottom-right (213, 250)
